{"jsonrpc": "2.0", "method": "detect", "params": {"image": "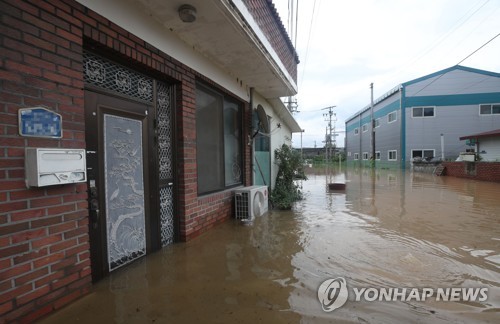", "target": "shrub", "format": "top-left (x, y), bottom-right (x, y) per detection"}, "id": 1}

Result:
top-left (270, 144), bottom-right (307, 209)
